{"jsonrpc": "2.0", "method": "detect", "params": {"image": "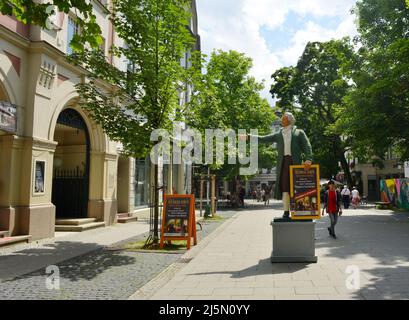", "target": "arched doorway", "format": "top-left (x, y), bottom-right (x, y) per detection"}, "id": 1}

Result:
top-left (52, 108), bottom-right (90, 219)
